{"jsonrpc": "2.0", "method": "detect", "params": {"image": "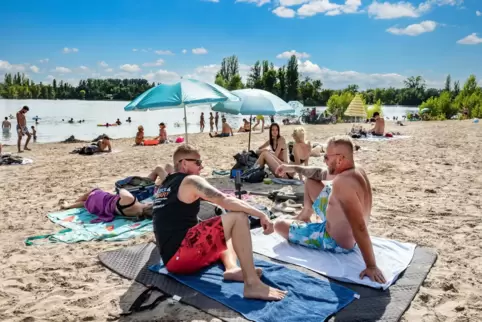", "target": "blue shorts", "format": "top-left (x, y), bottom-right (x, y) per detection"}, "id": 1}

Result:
top-left (288, 182), bottom-right (354, 254)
